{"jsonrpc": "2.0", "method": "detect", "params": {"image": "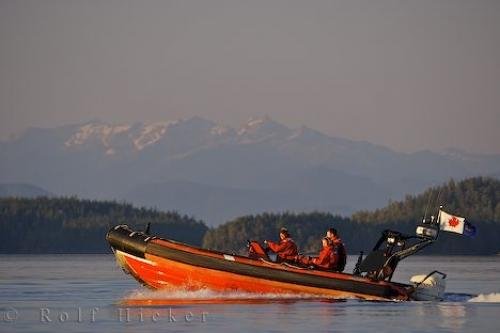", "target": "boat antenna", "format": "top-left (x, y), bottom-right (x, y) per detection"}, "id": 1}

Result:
top-left (422, 189), bottom-right (434, 224)
top-left (432, 186), bottom-right (444, 226)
